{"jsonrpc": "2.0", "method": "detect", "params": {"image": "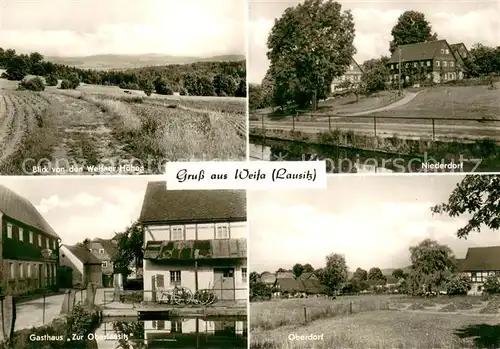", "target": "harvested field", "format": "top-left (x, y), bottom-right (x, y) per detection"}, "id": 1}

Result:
top-left (0, 85), bottom-right (246, 175)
